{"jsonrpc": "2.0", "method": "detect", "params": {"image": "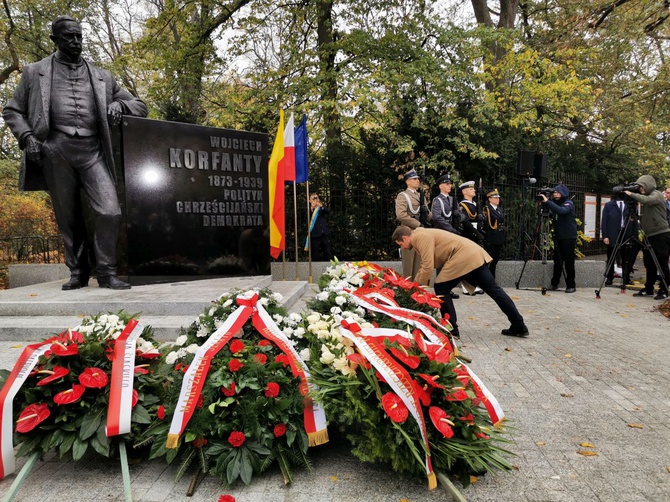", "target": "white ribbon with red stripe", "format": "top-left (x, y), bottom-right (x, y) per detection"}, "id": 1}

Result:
top-left (338, 318), bottom-right (436, 489)
top-left (0, 341), bottom-right (52, 478)
top-left (106, 320), bottom-right (145, 437)
top-left (458, 362), bottom-right (504, 426)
